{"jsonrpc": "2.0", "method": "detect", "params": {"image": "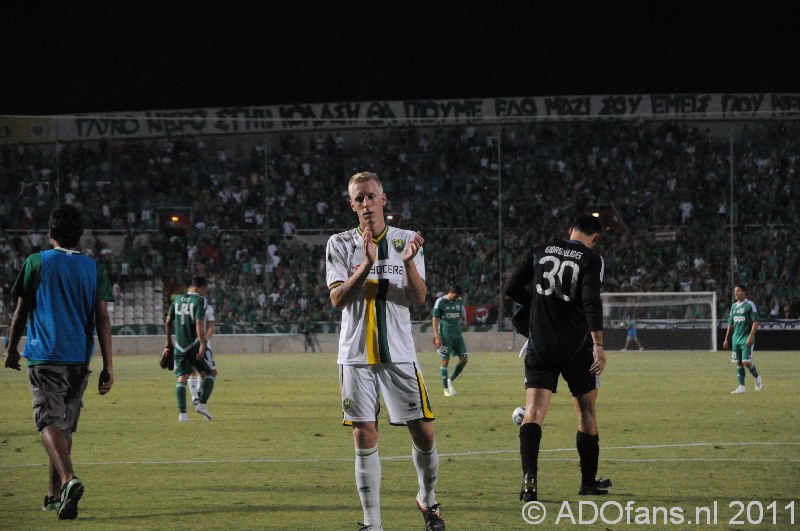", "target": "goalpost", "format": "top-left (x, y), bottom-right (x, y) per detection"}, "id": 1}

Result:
top-left (602, 292), bottom-right (718, 351)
